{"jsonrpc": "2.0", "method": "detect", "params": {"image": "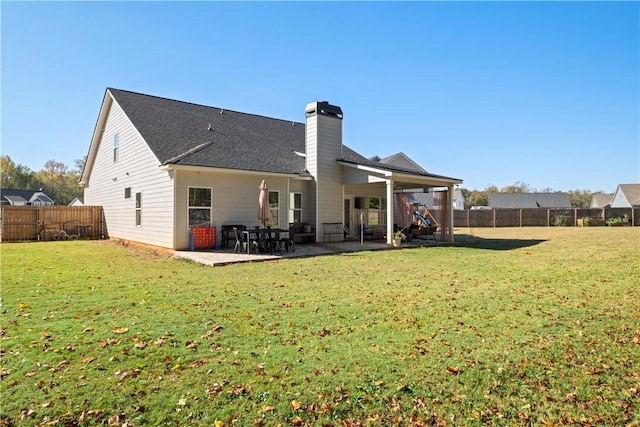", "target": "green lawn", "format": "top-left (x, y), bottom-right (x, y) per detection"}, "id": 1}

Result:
top-left (1, 227), bottom-right (639, 426)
